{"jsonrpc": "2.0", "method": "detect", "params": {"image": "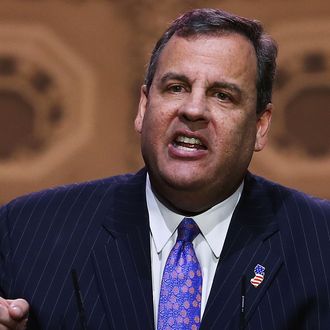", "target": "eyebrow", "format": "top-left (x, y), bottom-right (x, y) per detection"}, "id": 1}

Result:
top-left (160, 72), bottom-right (190, 85)
top-left (210, 81), bottom-right (243, 96)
